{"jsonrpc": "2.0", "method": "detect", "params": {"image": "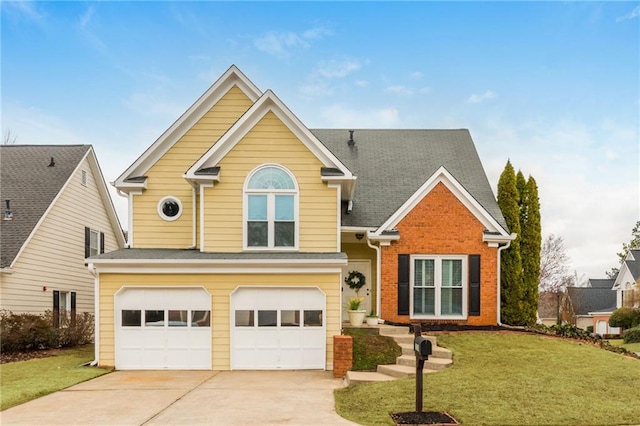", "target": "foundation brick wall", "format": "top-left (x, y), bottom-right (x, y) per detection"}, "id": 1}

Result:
top-left (380, 182), bottom-right (499, 326)
top-left (333, 335), bottom-right (353, 378)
